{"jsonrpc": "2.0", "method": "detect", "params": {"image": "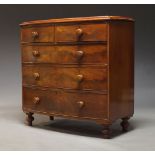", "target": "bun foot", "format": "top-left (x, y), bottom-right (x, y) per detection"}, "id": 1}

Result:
top-left (49, 116), bottom-right (54, 120)
top-left (26, 112), bottom-right (34, 126)
top-left (121, 117), bottom-right (130, 132)
top-left (102, 125), bottom-right (111, 139)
